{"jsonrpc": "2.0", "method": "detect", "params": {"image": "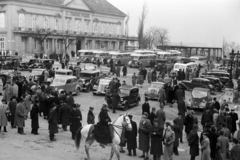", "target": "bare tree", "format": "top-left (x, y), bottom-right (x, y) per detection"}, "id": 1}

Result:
top-left (137, 1), bottom-right (148, 49)
top-left (31, 27), bottom-right (52, 54)
top-left (155, 28), bottom-right (170, 46)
